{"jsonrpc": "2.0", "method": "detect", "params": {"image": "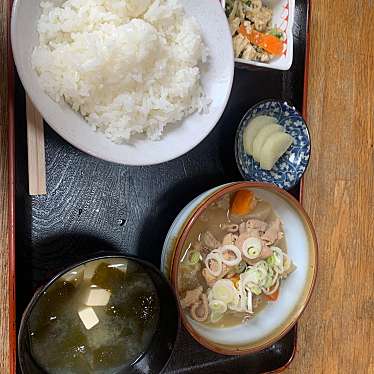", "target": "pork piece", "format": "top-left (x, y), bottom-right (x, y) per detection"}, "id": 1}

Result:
top-left (222, 233), bottom-right (238, 245)
top-left (239, 222), bottom-right (247, 235)
top-left (192, 241), bottom-right (202, 251)
top-left (202, 263), bottom-right (229, 288)
top-left (190, 293), bottom-right (209, 322)
top-left (202, 268), bottom-right (217, 288)
top-left (261, 218), bottom-right (284, 245)
top-left (180, 286), bottom-right (203, 309)
top-left (239, 221), bottom-right (263, 237)
top-left (235, 232), bottom-right (251, 251)
top-left (210, 259), bottom-right (229, 277)
top-left (247, 219), bottom-right (268, 233)
top-left (247, 228), bottom-right (261, 238)
top-left (222, 250), bottom-right (236, 261)
top-left (260, 244), bottom-right (272, 259)
top-left (193, 241), bottom-right (211, 259)
top-left (221, 223), bottom-right (239, 233)
top-left (202, 231), bottom-right (221, 249)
